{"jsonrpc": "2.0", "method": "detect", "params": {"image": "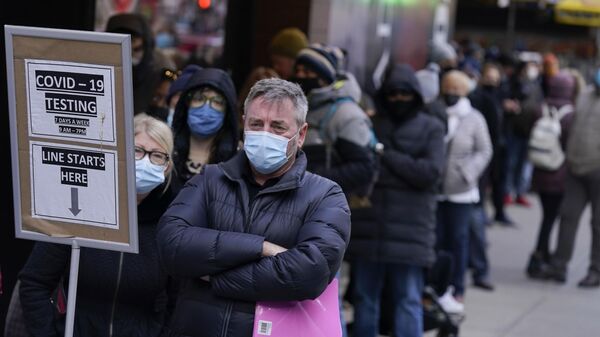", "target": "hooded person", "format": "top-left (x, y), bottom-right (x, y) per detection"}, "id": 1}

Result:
top-left (106, 13), bottom-right (175, 115)
top-left (346, 63), bottom-right (446, 337)
top-left (170, 67), bottom-right (239, 189)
